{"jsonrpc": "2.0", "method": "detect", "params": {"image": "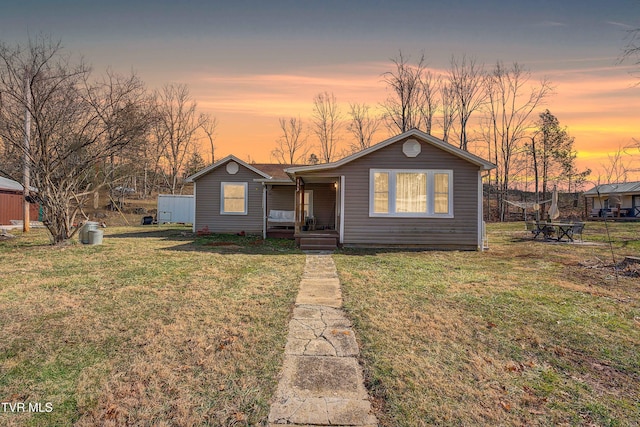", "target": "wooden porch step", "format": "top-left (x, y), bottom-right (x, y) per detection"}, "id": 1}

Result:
top-left (299, 236), bottom-right (337, 251)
